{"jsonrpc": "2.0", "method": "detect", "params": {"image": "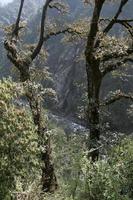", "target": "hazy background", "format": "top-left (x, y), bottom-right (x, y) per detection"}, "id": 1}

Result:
top-left (0, 0), bottom-right (13, 6)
